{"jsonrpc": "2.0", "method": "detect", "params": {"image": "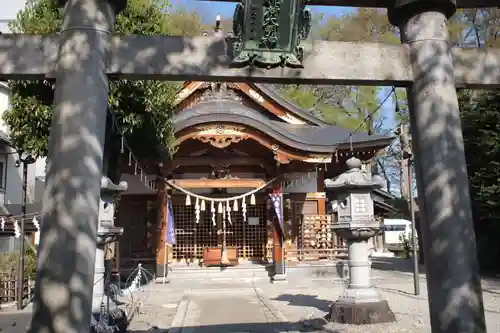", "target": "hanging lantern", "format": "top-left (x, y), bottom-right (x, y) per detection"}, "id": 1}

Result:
top-left (218, 202), bottom-right (223, 214)
top-left (233, 199), bottom-right (239, 212)
top-left (185, 194), bottom-right (191, 206)
top-left (230, 0), bottom-right (312, 69)
top-left (200, 200), bottom-right (206, 211)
